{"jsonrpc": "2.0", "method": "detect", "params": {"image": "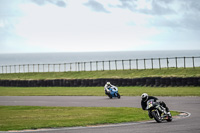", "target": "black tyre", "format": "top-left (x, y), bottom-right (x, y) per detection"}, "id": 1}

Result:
top-left (117, 93), bottom-right (121, 99)
top-left (148, 111), bottom-right (153, 119)
top-left (152, 110), bottom-right (162, 123)
top-left (166, 115), bottom-right (172, 122)
top-left (108, 94), bottom-right (112, 99)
